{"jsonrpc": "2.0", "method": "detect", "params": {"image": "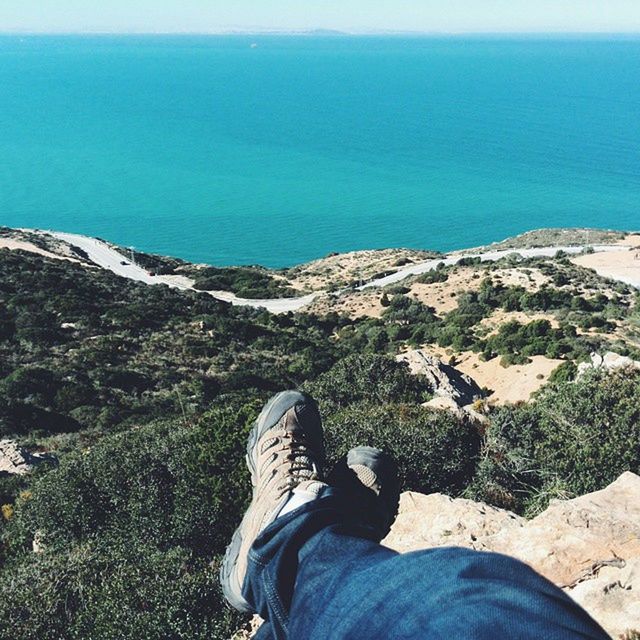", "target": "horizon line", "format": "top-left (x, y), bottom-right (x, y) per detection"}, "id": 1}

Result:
top-left (2, 29), bottom-right (640, 37)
